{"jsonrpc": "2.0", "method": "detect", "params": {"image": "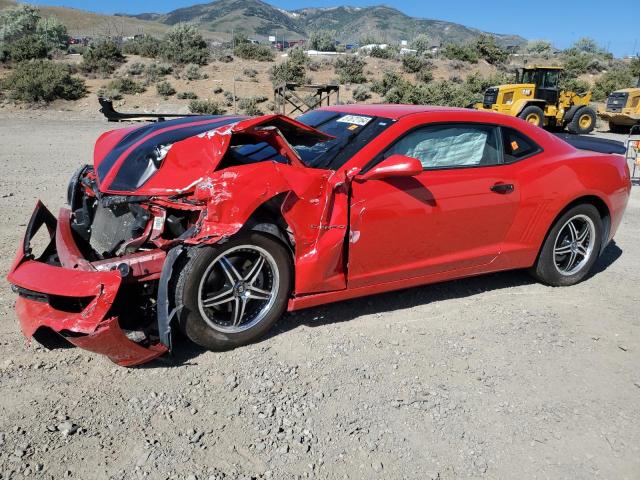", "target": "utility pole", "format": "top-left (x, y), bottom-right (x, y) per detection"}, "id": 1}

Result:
top-left (232, 28), bottom-right (237, 114)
